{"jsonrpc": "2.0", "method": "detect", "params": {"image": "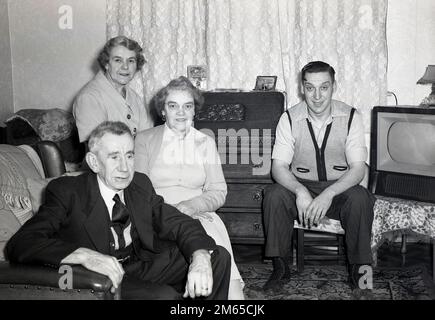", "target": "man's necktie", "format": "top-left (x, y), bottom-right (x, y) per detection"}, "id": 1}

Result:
top-left (112, 193), bottom-right (130, 249)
